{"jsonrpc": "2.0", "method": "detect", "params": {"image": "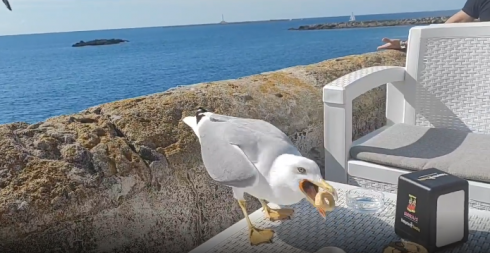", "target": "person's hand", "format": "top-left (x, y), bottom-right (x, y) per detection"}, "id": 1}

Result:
top-left (377, 38), bottom-right (402, 50)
